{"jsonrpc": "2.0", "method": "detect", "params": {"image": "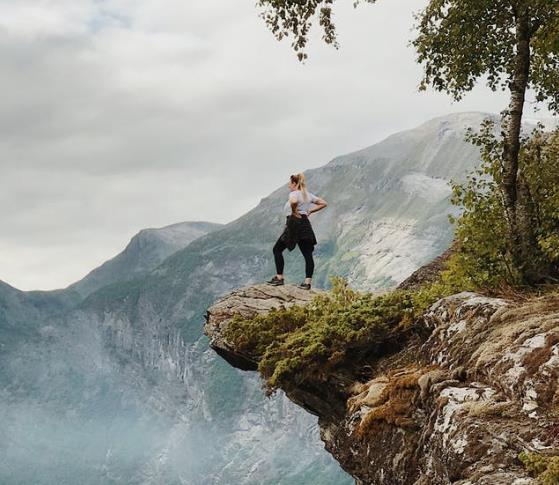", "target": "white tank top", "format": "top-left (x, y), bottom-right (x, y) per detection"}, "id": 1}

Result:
top-left (283, 190), bottom-right (319, 216)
